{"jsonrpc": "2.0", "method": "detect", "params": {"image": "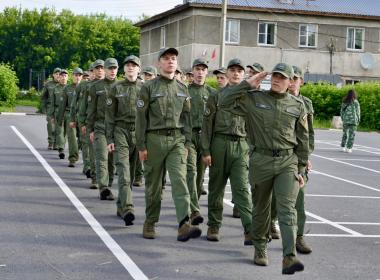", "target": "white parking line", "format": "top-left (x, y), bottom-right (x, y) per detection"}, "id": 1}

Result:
top-left (11, 126), bottom-right (149, 280)
top-left (307, 221), bottom-right (380, 225)
top-left (312, 170), bottom-right (380, 193)
top-left (306, 234), bottom-right (380, 238)
top-left (306, 194), bottom-right (380, 199)
top-left (316, 140), bottom-right (380, 155)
